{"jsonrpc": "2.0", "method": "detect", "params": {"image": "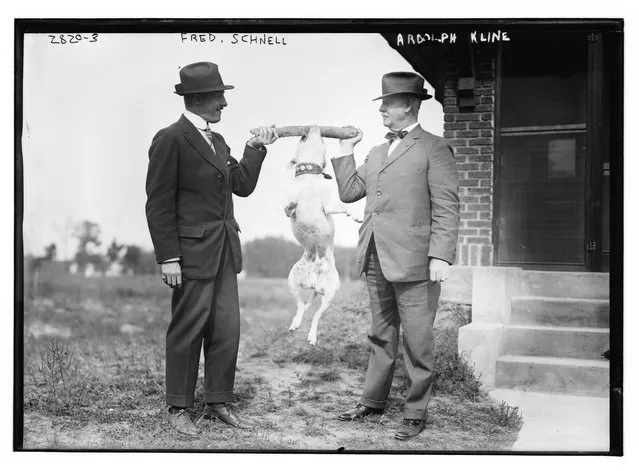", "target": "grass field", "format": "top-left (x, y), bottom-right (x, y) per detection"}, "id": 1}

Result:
top-left (21, 271), bottom-right (522, 451)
